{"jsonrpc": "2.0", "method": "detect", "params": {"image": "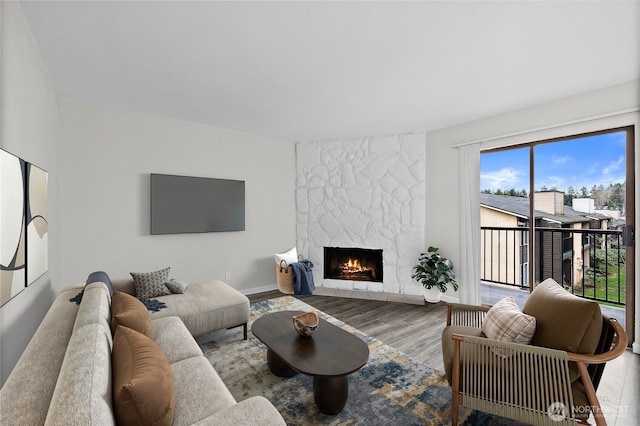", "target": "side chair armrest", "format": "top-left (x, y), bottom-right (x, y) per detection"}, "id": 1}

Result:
top-left (446, 302), bottom-right (490, 327)
top-left (566, 318), bottom-right (628, 365)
